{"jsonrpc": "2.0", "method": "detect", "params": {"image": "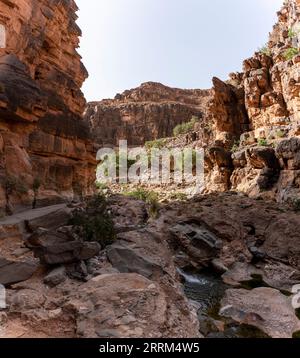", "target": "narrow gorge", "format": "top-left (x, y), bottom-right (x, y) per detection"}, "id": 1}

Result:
top-left (0, 0), bottom-right (300, 339)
